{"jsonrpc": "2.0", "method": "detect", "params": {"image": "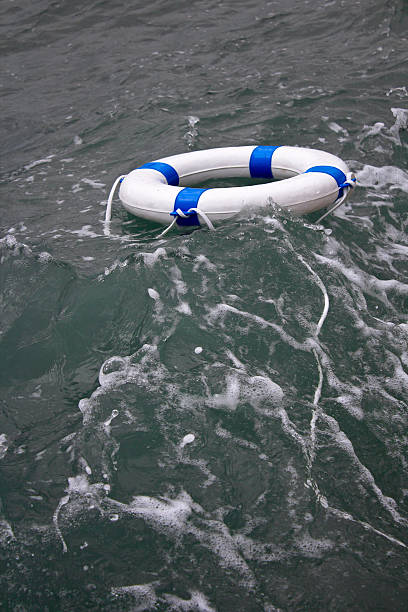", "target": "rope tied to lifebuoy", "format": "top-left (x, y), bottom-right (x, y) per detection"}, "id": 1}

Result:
top-left (314, 171), bottom-right (356, 224)
top-left (104, 175), bottom-right (126, 222)
top-left (158, 206), bottom-right (215, 238)
top-left (104, 147), bottom-right (357, 232)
